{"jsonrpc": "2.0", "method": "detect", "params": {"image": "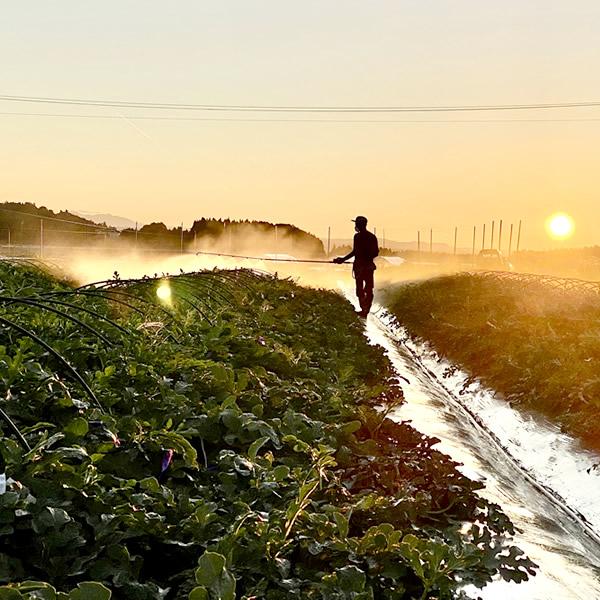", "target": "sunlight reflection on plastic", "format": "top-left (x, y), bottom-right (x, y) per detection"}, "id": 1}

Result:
top-left (546, 213), bottom-right (575, 240)
top-left (156, 281), bottom-right (172, 302)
